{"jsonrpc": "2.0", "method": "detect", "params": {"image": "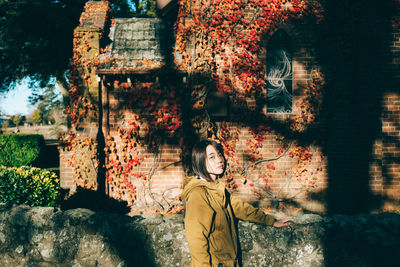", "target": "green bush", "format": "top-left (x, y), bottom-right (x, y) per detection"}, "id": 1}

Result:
top-left (0, 166), bottom-right (60, 207)
top-left (0, 134), bottom-right (45, 167)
